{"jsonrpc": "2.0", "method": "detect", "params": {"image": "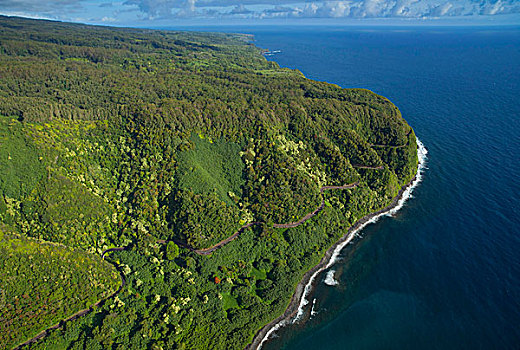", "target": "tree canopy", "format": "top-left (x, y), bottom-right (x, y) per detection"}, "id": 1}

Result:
top-left (0, 15), bottom-right (418, 350)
